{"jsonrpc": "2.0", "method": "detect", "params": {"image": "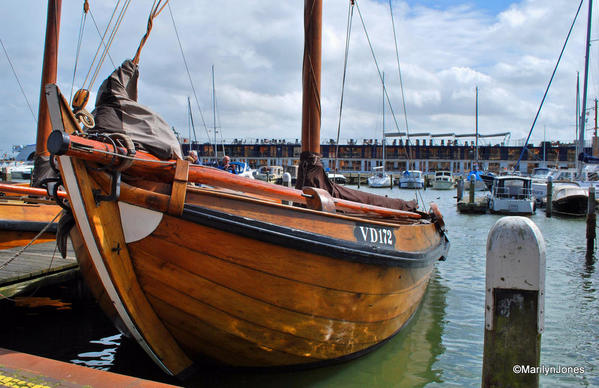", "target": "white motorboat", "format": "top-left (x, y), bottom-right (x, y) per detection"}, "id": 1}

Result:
top-left (489, 176), bottom-right (535, 215)
top-left (431, 171), bottom-right (455, 190)
top-left (399, 170), bottom-right (424, 189)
